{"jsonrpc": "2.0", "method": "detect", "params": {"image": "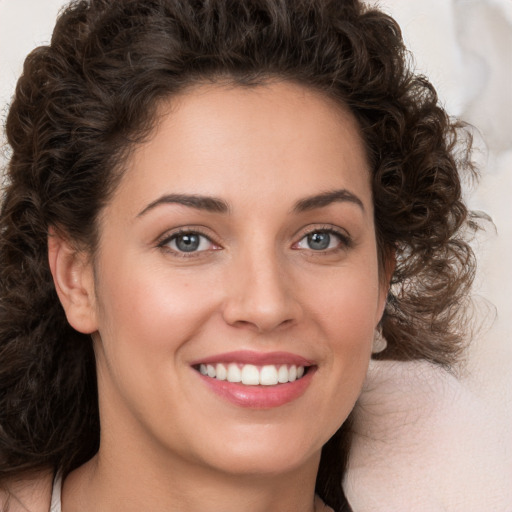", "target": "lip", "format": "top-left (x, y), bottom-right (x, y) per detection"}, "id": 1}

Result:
top-left (196, 369), bottom-right (315, 409)
top-left (189, 350), bottom-right (315, 367)
top-left (191, 350), bottom-right (317, 409)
